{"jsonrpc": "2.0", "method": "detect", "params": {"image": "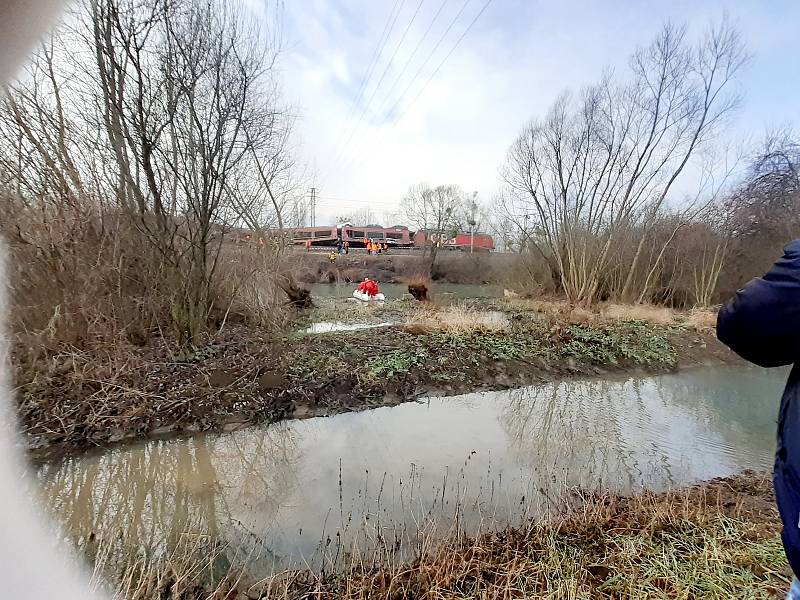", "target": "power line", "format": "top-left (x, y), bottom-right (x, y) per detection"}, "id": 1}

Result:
top-left (344, 0), bottom-right (493, 174)
top-left (393, 0), bottom-right (493, 123)
top-left (384, 0), bottom-right (473, 121)
top-left (329, 0), bottom-right (407, 168)
top-left (335, 0), bottom-right (475, 175)
top-left (331, 0), bottom-right (427, 170)
top-left (372, 0), bottom-right (450, 120)
top-left (327, 0), bottom-right (404, 166)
